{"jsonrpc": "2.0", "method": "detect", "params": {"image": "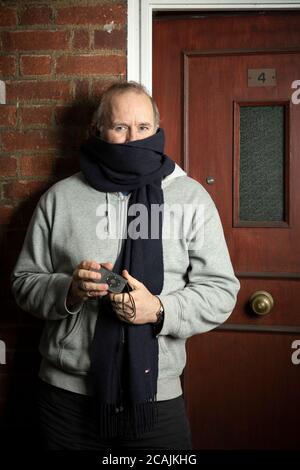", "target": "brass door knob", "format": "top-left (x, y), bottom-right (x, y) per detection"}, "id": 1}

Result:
top-left (249, 291), bottom-right (274, 315)
top-left (206, 176), bottom-right (215, 185)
